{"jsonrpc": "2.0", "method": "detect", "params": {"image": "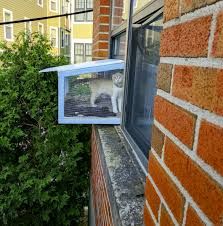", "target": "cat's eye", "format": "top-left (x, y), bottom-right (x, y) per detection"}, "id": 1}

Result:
top-left (40, 59), bottom-right (124, 124)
